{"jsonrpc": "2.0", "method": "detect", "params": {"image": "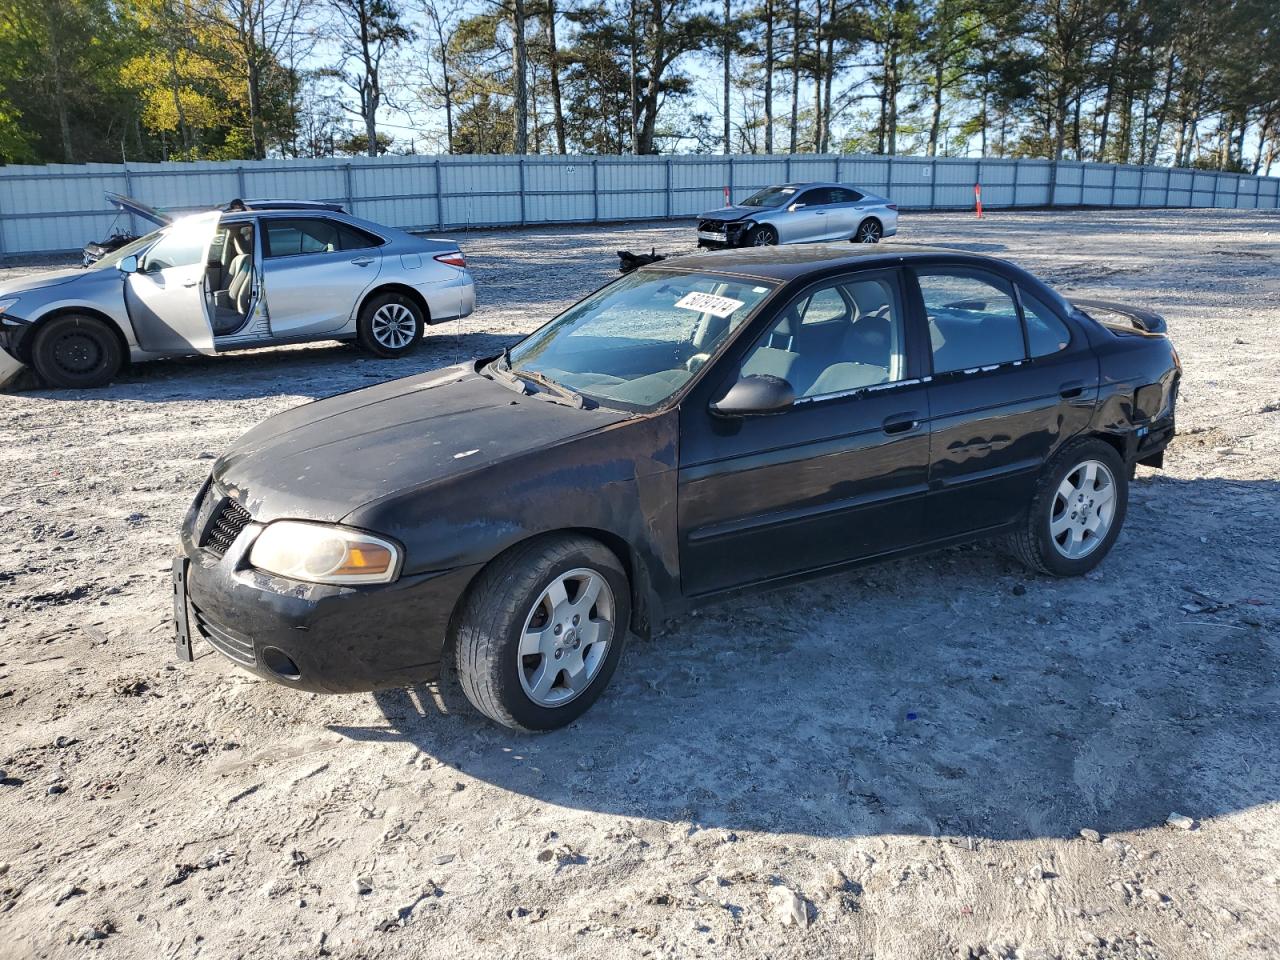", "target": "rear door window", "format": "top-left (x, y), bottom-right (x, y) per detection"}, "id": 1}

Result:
top-left (916, 269), bottom-right (1026, 374)
top-left (263, 218), bottom-right (341, 258)
top-left (337, 224), bottom-right (384, 250)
